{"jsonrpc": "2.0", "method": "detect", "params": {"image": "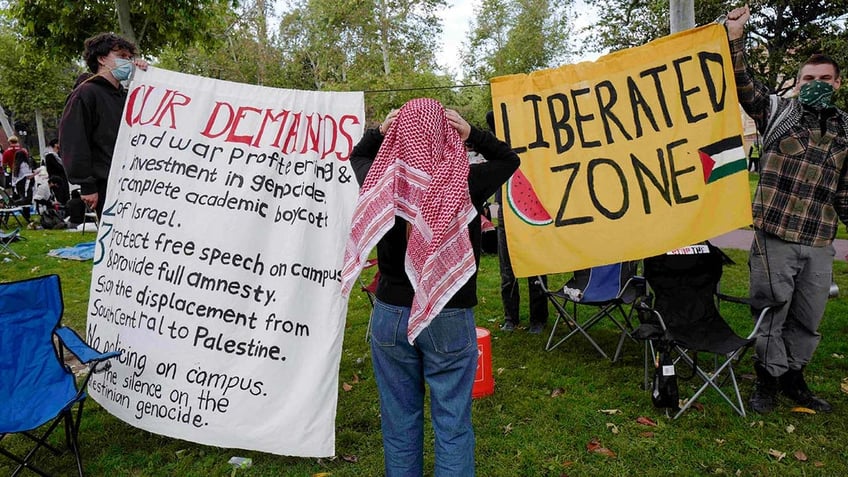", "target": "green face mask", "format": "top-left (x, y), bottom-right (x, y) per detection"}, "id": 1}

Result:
top-left (798, 80), bottom-right (835, 110)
